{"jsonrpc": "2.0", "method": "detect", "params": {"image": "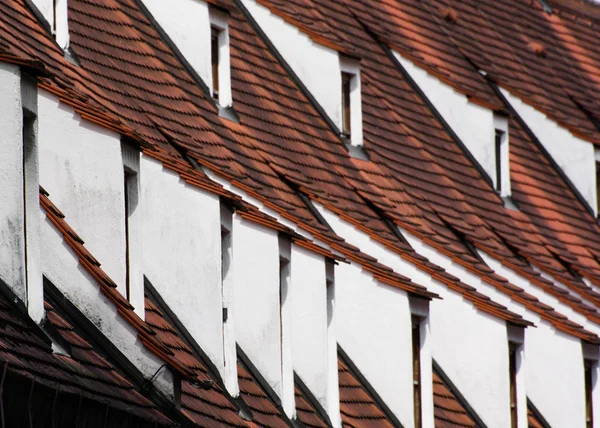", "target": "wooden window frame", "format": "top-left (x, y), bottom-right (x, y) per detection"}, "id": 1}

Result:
top-left (586, 359), bottom-right (595, 428)
top-left (509, 342), bottom-right (518, 428)
top-left (412, 316), bottom-right (422, 428)
top-left (211, 26), bottom-right (221, 102)
top-left (341, 72), bottom-right (353, 138)
top-left (495, 129), bottom-right (504, 193)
